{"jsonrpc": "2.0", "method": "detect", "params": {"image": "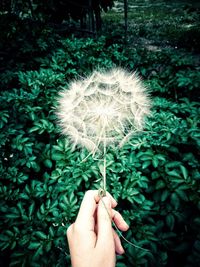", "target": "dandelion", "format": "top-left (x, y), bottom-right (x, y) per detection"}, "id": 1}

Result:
top-left (57, 68), bottom-right (151, 192)
top-left (57, 68), bottom-right (150, 152)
